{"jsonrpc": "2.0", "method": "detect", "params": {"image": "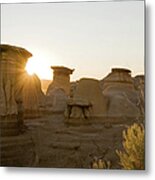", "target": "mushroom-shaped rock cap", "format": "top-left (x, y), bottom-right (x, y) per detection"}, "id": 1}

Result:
top-left (0, 44), bottom-right (32, 59)
top-left (51, 66), bottom-right (74, 75)
top-left (112, 68), bottom-right (131, 73)
top-left (104, 67), bottom-right (133, 84)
